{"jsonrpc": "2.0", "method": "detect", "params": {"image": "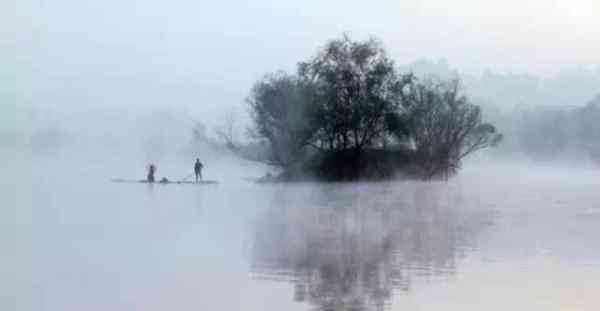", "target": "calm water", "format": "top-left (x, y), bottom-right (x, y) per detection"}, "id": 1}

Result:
top-left (8, 152), bottom-right (600, 310)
